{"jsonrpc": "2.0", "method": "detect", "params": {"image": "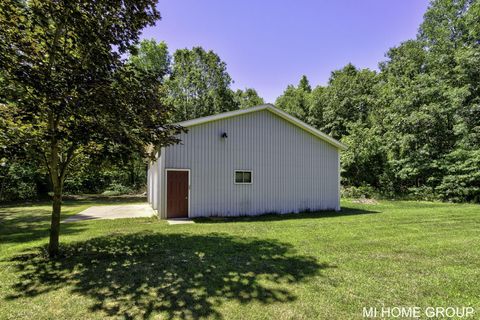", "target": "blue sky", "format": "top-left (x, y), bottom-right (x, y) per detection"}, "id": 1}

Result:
top-left (141, 0), bottom-right (430, 103)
